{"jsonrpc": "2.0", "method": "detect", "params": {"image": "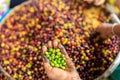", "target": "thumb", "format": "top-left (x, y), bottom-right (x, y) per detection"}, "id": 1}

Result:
top-left (44, 62), bottom-right (53, 73)
top-left (58, 44), bottom-right (75, 71)
top-left (94, 0), bottom-right (105, 6)
top-left (96, 26), bottom-right (101, 33)
top-left (96, 23), bottom-right (105, 33)
top-left (65, 57), bottom-right (76, 71)
top-left (42, 46), bottom-right (53, 73)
